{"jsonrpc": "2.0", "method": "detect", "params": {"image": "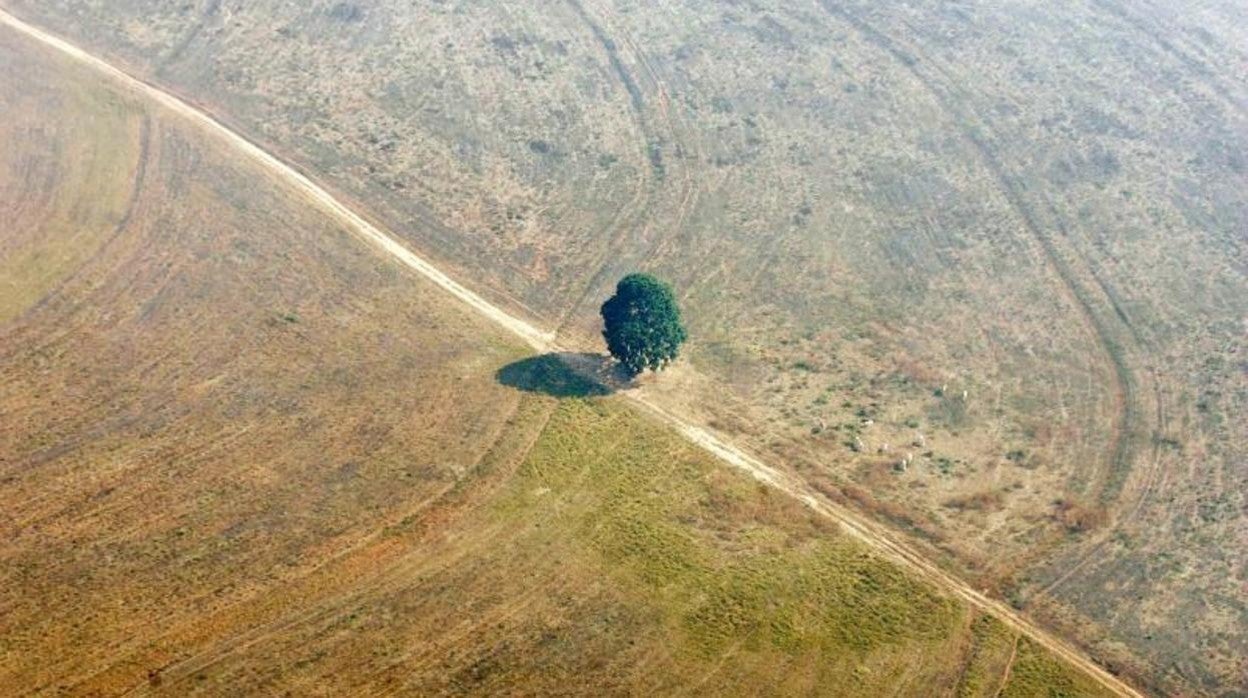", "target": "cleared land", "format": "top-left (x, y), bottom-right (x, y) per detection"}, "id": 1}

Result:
top-left (0, 22), bottom-right (1117, 697)
top-left (2, 0), bottom-right (1244, 694)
